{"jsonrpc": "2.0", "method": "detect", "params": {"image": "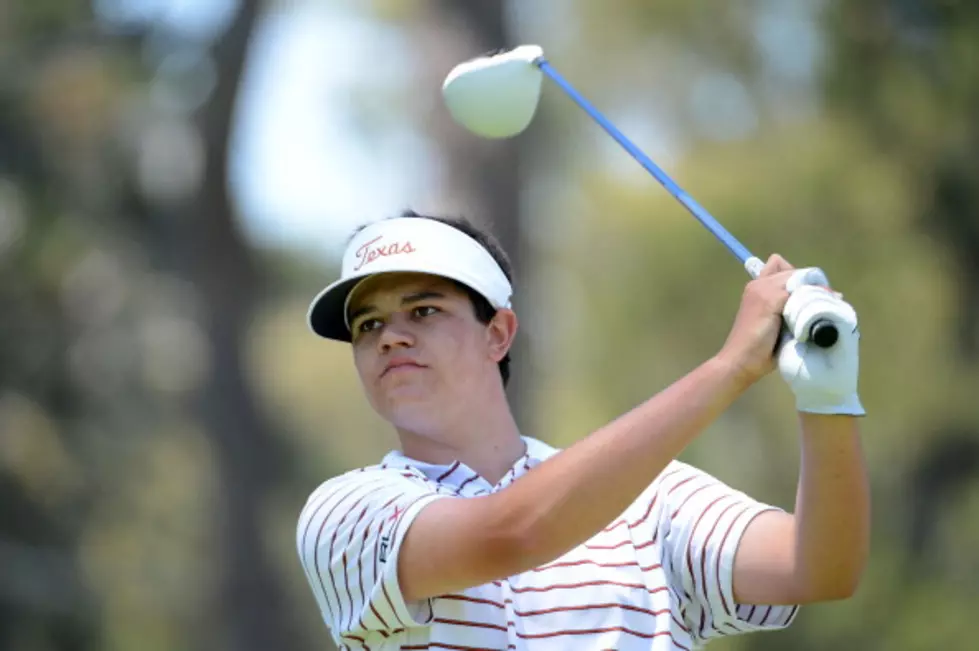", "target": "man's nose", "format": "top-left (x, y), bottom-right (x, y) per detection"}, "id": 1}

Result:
top-left (377, 317), bottom-right (415, 352)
